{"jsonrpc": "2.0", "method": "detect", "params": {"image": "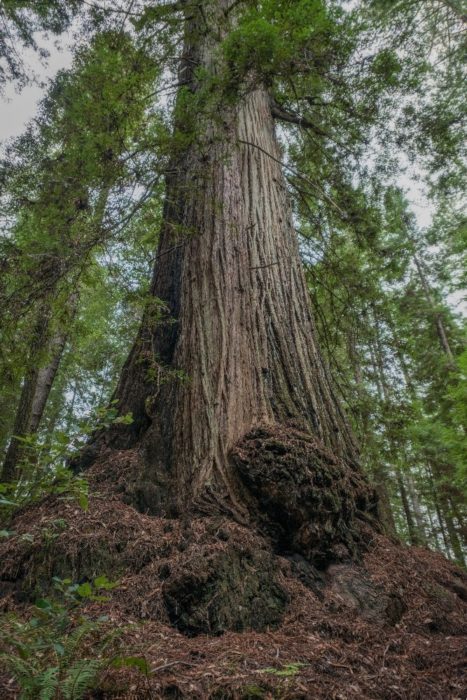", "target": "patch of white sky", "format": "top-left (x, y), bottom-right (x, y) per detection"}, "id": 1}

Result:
top-left (0, 33), bottom-right (74, 144)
